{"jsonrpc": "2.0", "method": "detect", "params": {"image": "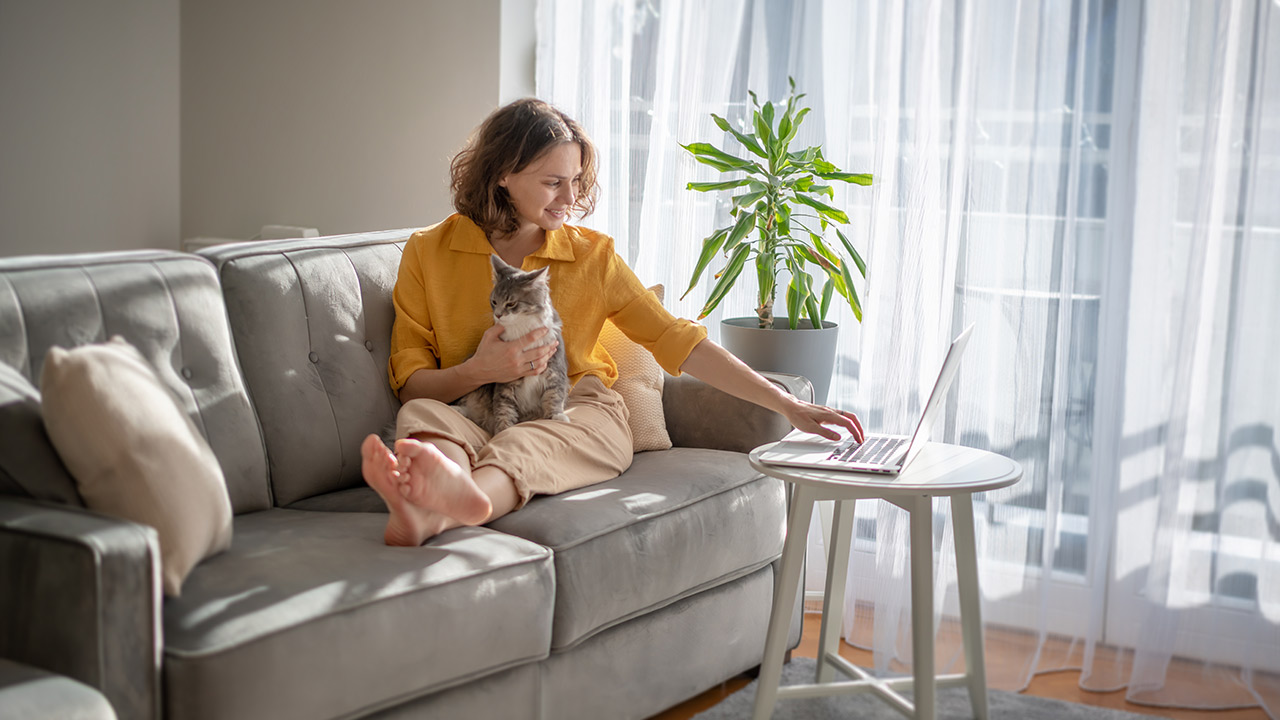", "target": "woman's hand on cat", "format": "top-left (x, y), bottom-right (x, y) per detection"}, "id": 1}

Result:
top-left (783, 400), bottom-right (864, 443)
top-left (470, 324), bottom-right (560, 382)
